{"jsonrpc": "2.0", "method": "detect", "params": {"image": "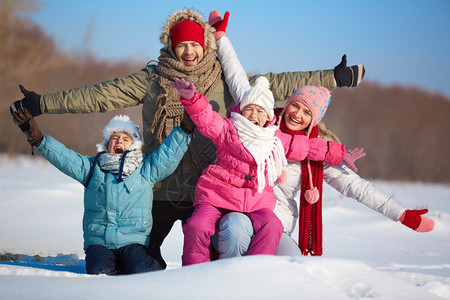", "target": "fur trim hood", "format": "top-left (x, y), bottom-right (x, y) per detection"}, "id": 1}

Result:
top-left (160, 8), bottom-right (217, 57)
